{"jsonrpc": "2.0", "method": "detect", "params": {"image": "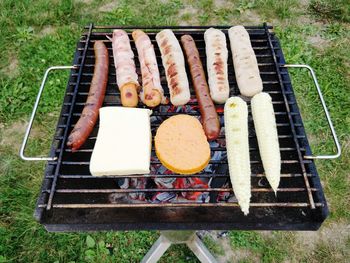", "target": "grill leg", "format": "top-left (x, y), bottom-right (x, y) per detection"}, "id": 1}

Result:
top-left (140, 235), bottom-right (171, 263)
top-left (187, 235), bottom-right (218, 263)
top-left (141, 231), bottom-right (218, 263)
